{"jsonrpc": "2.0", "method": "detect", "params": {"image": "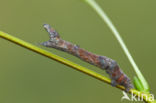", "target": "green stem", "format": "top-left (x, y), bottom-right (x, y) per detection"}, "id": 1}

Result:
top-left (0, 31), bottom-right (155, 103)
top-left (85, 0), bottom-right (149, 92)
